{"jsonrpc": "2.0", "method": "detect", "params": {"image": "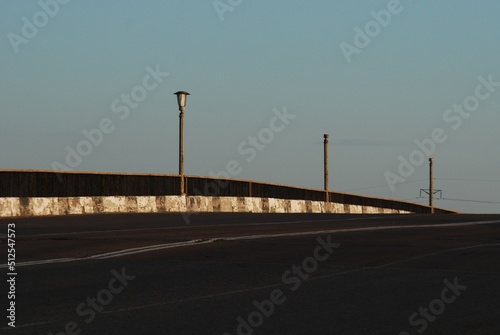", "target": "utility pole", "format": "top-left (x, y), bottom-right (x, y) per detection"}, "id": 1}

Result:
top-left (429, 157), bottom-right (434, 213)
top-left (324, 134), bottom-right (329, 202)
top-left (419, 158), bottom-right (442, 213)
